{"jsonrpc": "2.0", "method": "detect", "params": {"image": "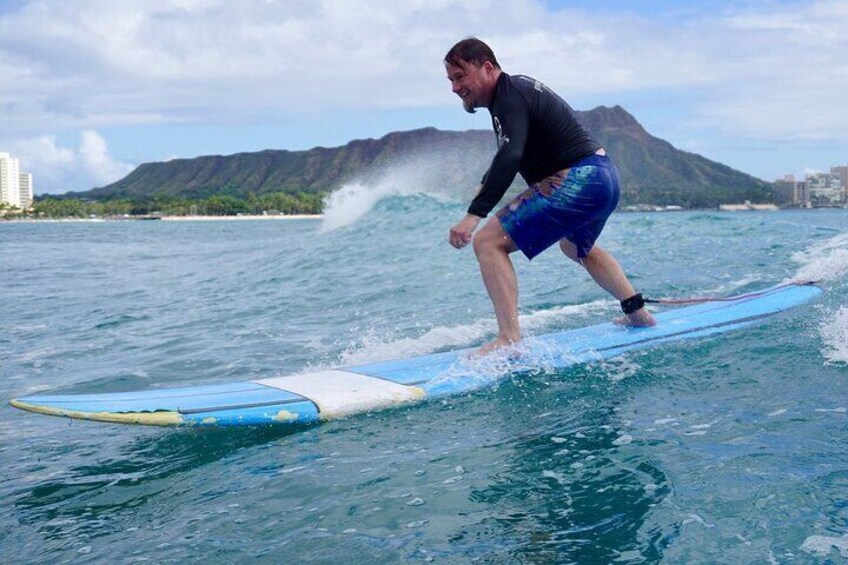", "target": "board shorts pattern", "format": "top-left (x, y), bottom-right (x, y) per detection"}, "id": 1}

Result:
top-left (496, 153), bottom-right (621, 260)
